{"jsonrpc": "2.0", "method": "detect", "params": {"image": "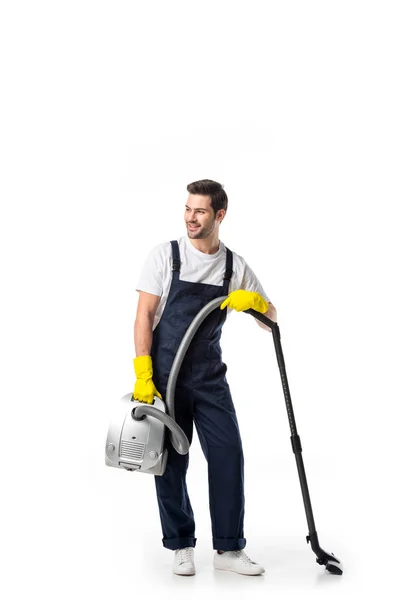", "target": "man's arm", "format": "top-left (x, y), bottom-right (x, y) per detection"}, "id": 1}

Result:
top-left (134, 291), bottom-right (161, 356)
top-left (255, 301), bottom-right (277, 332)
